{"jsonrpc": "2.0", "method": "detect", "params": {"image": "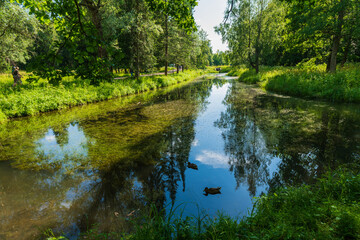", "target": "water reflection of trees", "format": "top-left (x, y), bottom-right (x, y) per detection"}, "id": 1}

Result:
top-left (74, 79), bottom-right (217, 232)
top-left (215, 87), bottom-right (271, 196)
top-left (52, 124), bottom-right (70, 147)
top-left (66, 114), bottom-right (196, 233)
top-left (217, 82), bottom-right (360, 195)
top-left (0, 77), bottom-right (225, 238)
top-left (268, 106), bottom-right (360, 190)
